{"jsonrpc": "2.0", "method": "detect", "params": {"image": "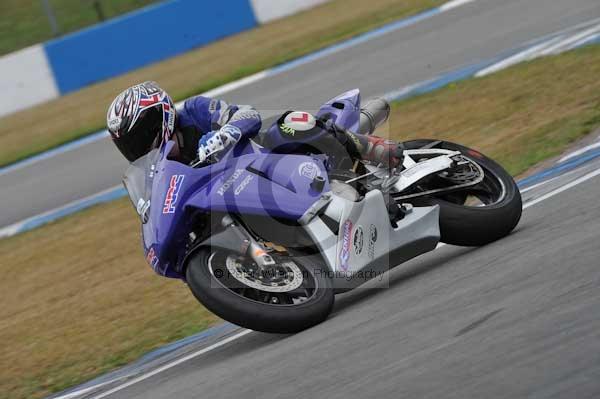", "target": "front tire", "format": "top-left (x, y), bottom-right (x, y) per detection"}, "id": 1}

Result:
top-left (186, 250), bottom-right (334, 334)
top-left (401, 140), bottom-right (522, 246)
